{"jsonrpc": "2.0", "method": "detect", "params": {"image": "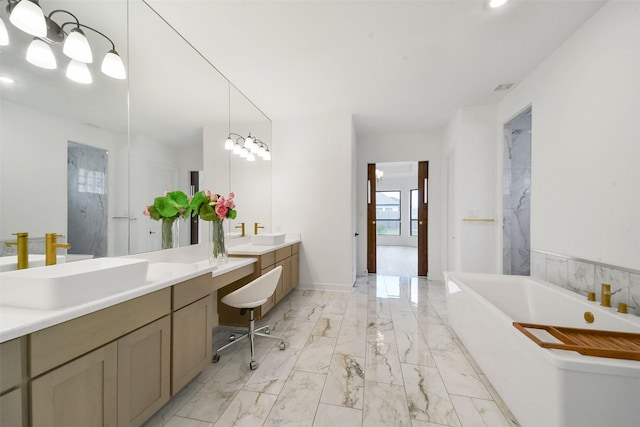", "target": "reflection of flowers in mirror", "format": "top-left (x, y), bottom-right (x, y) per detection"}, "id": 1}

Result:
top-left (143, 190), bottom-right (189, 220)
